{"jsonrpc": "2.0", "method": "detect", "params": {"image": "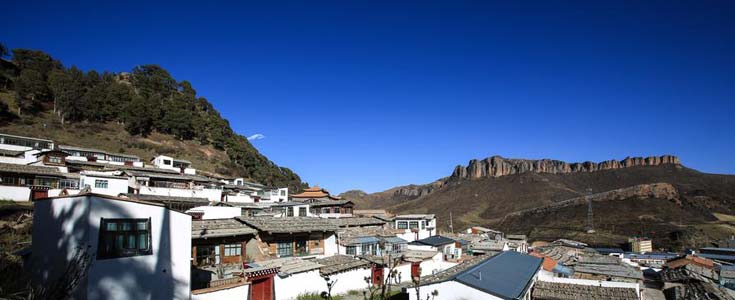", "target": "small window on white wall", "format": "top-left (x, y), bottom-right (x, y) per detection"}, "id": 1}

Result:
top-left (94, 179), bottom-right (109, 189)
